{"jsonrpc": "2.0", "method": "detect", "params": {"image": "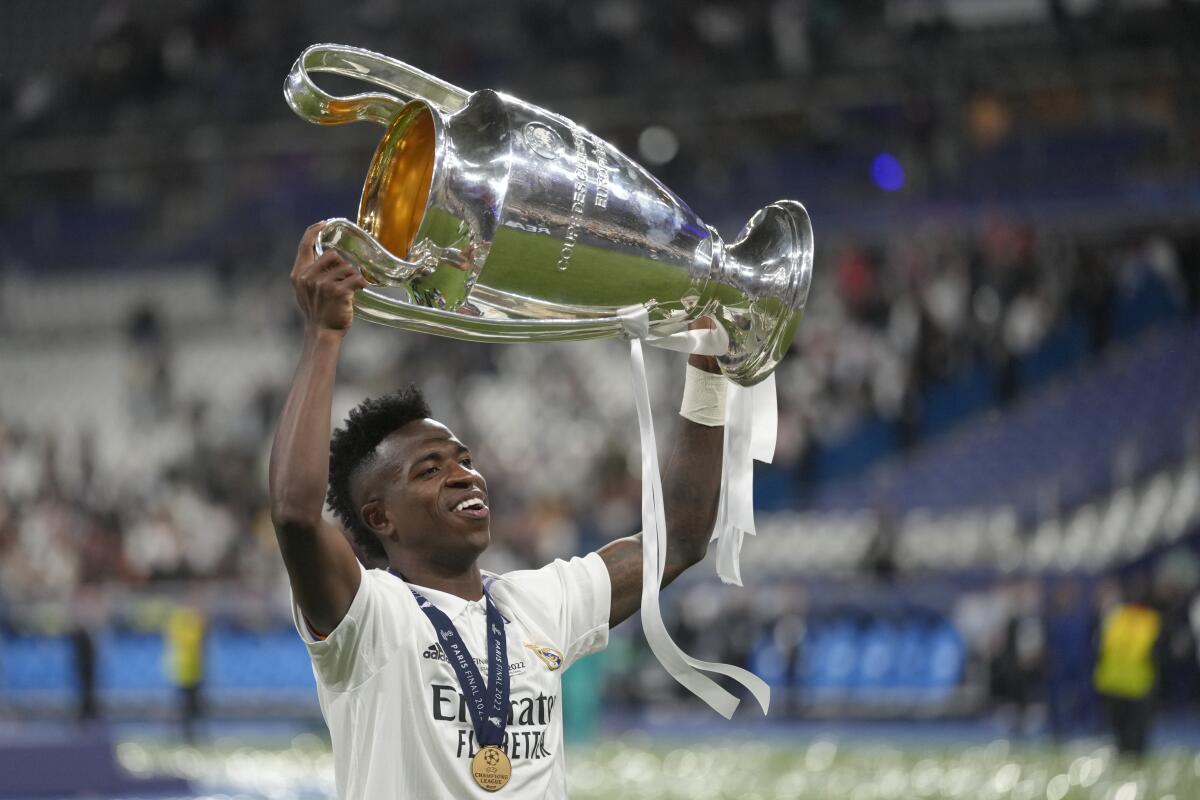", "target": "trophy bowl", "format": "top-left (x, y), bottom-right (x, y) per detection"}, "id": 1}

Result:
top-left (285, 44), bottom-right (813, 386)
